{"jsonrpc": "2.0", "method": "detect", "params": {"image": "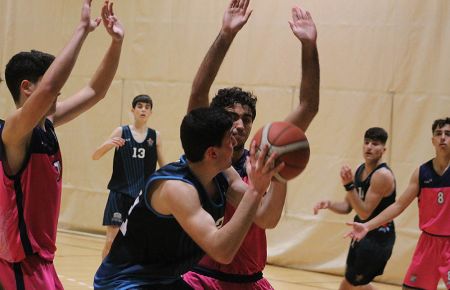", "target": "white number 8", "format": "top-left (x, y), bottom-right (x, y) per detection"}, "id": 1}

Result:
top-left (437, 192), bottom-right (445, 205)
